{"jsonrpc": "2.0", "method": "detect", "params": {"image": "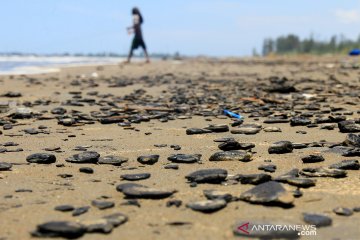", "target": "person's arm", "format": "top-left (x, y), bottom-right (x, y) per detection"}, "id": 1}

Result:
top-left (126, 14), bottom-right (139, 34)
top-left (126, 25), bottom-right (134, 35)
